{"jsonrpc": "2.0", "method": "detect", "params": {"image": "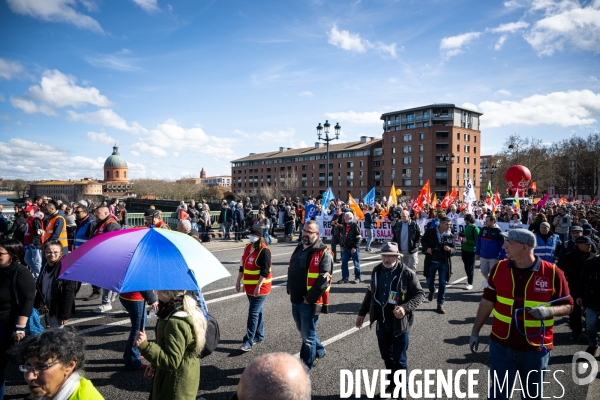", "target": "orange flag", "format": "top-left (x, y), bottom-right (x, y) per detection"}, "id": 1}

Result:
top-left (432, 193), bottom-right (438, 207)
top-left (348, 193), bottom-right (365, 220)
